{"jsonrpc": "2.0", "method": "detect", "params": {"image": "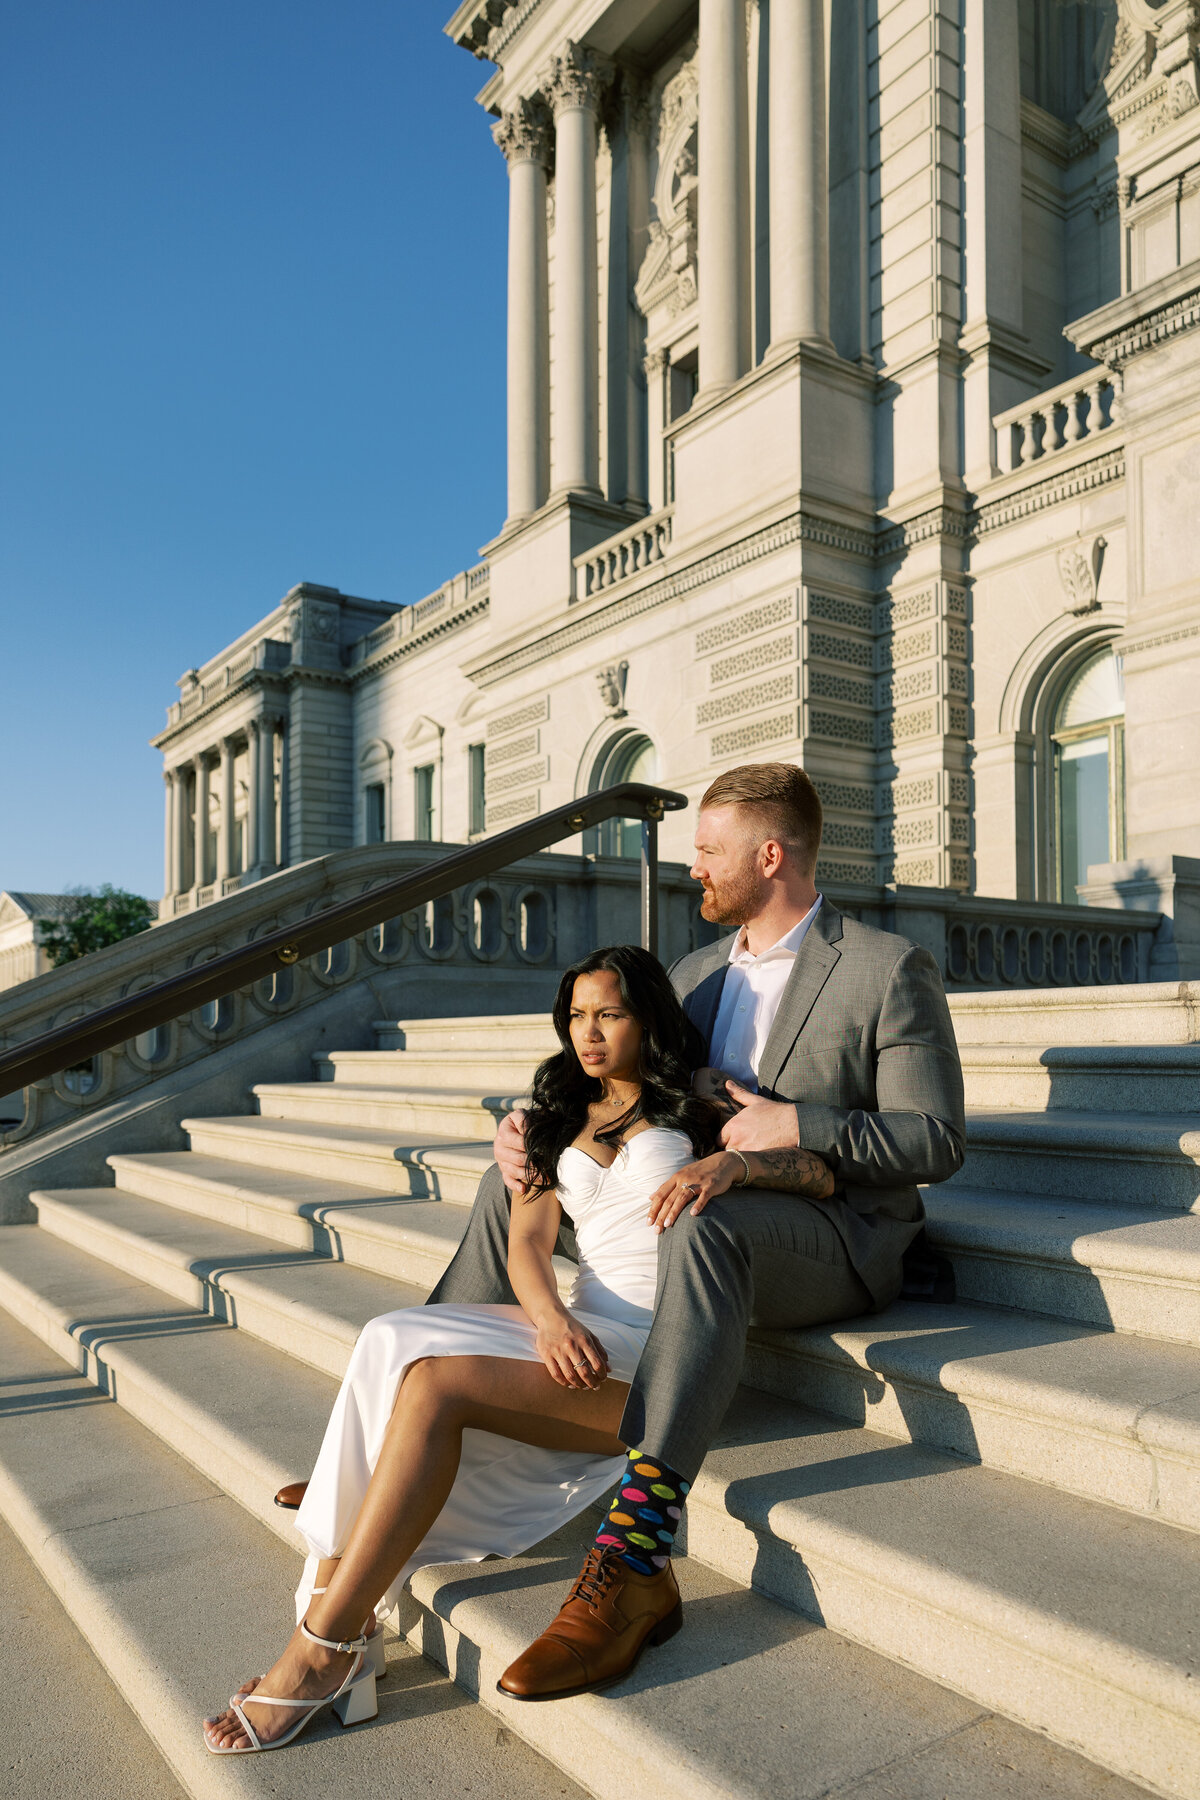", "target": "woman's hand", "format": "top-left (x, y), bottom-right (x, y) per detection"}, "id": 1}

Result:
top-left (534, 1309), bottom-right (611, 1389)
top-left (647, 1151), bottom-right (744, 1232)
